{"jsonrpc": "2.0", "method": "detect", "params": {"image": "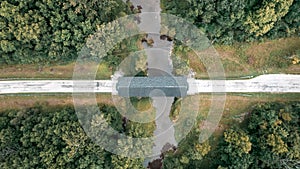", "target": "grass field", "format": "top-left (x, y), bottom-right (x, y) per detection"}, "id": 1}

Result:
top-left (1, 93), bottom-right (299, 120)
top-left (0, 94), bottom-right (113, 112)
top-left (0, 62), bottom-right (112, 80)
top-left (185, 37), bottom-right (300, 78)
